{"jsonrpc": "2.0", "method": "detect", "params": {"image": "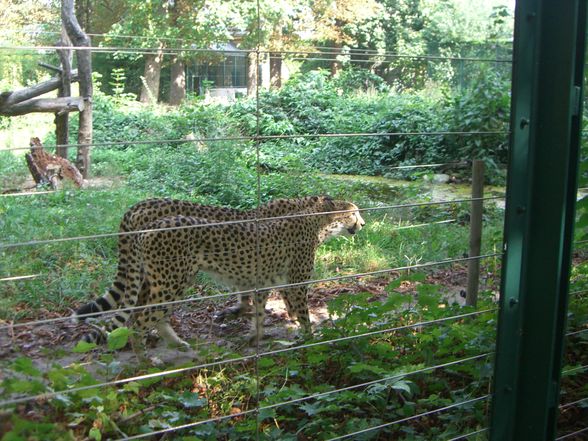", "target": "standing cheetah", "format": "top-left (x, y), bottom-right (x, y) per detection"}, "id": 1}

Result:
top-left (75, 196), bottom-right (337, 328)
top-left (82, 197), bottom-right (365, 346)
